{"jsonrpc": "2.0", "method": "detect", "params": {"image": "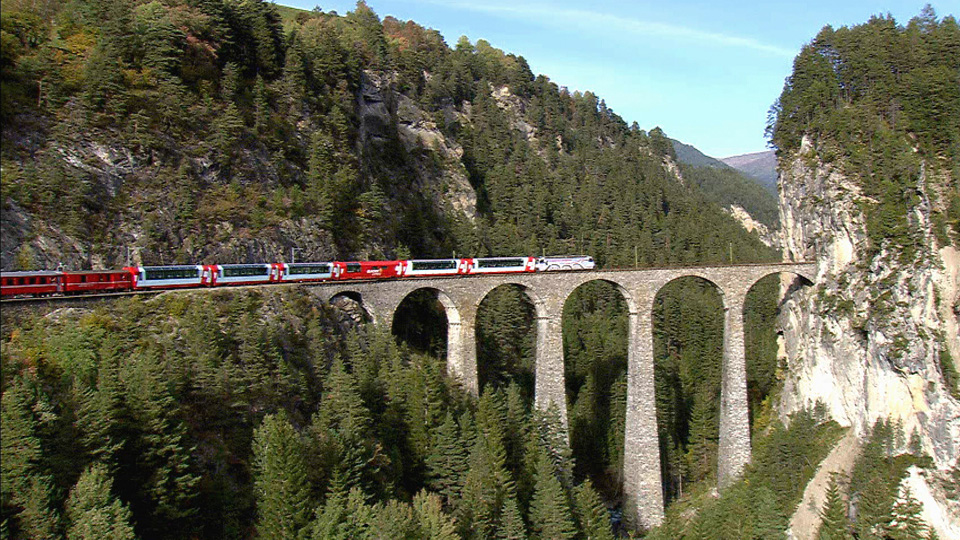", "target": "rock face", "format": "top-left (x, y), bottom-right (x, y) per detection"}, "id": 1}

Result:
top-left (725, 204), bottom-right (778, 249)
top-left (778, 136), bottom-right (960, 470)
